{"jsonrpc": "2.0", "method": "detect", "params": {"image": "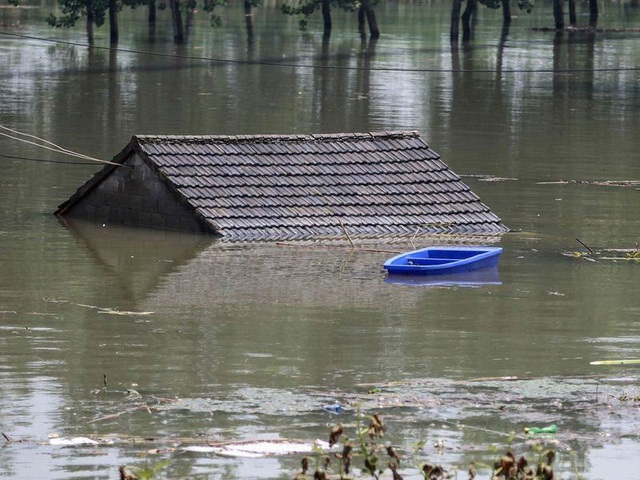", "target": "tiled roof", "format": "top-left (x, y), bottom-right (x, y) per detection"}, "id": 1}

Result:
top-left (132, 131), bottom-right (507, 240)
